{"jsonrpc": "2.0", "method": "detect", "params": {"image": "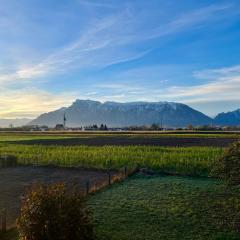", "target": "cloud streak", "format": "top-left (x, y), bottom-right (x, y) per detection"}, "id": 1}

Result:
top-left (167, 65), bottom-right (240, 103)
top-left (77, 0), bottom-right (117, 9)
top-left (0, 2), bottom-right (236, 85)
top-left (132, 65), bottom-right (240, 104)
top-left (87, 64), bottom-right (240, 105)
